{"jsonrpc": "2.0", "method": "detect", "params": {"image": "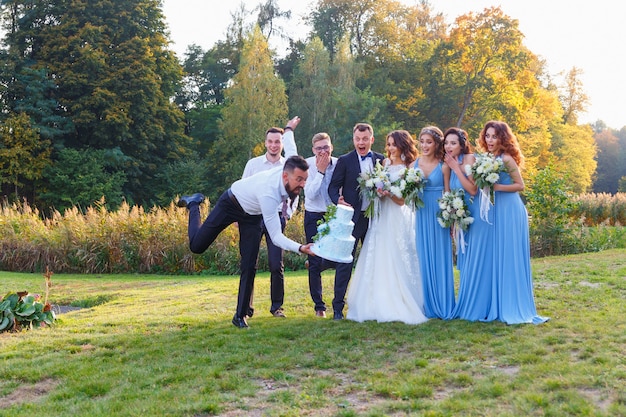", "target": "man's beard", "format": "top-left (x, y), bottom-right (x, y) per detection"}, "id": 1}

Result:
top-left (285, 183), bottom-right (301, 200)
